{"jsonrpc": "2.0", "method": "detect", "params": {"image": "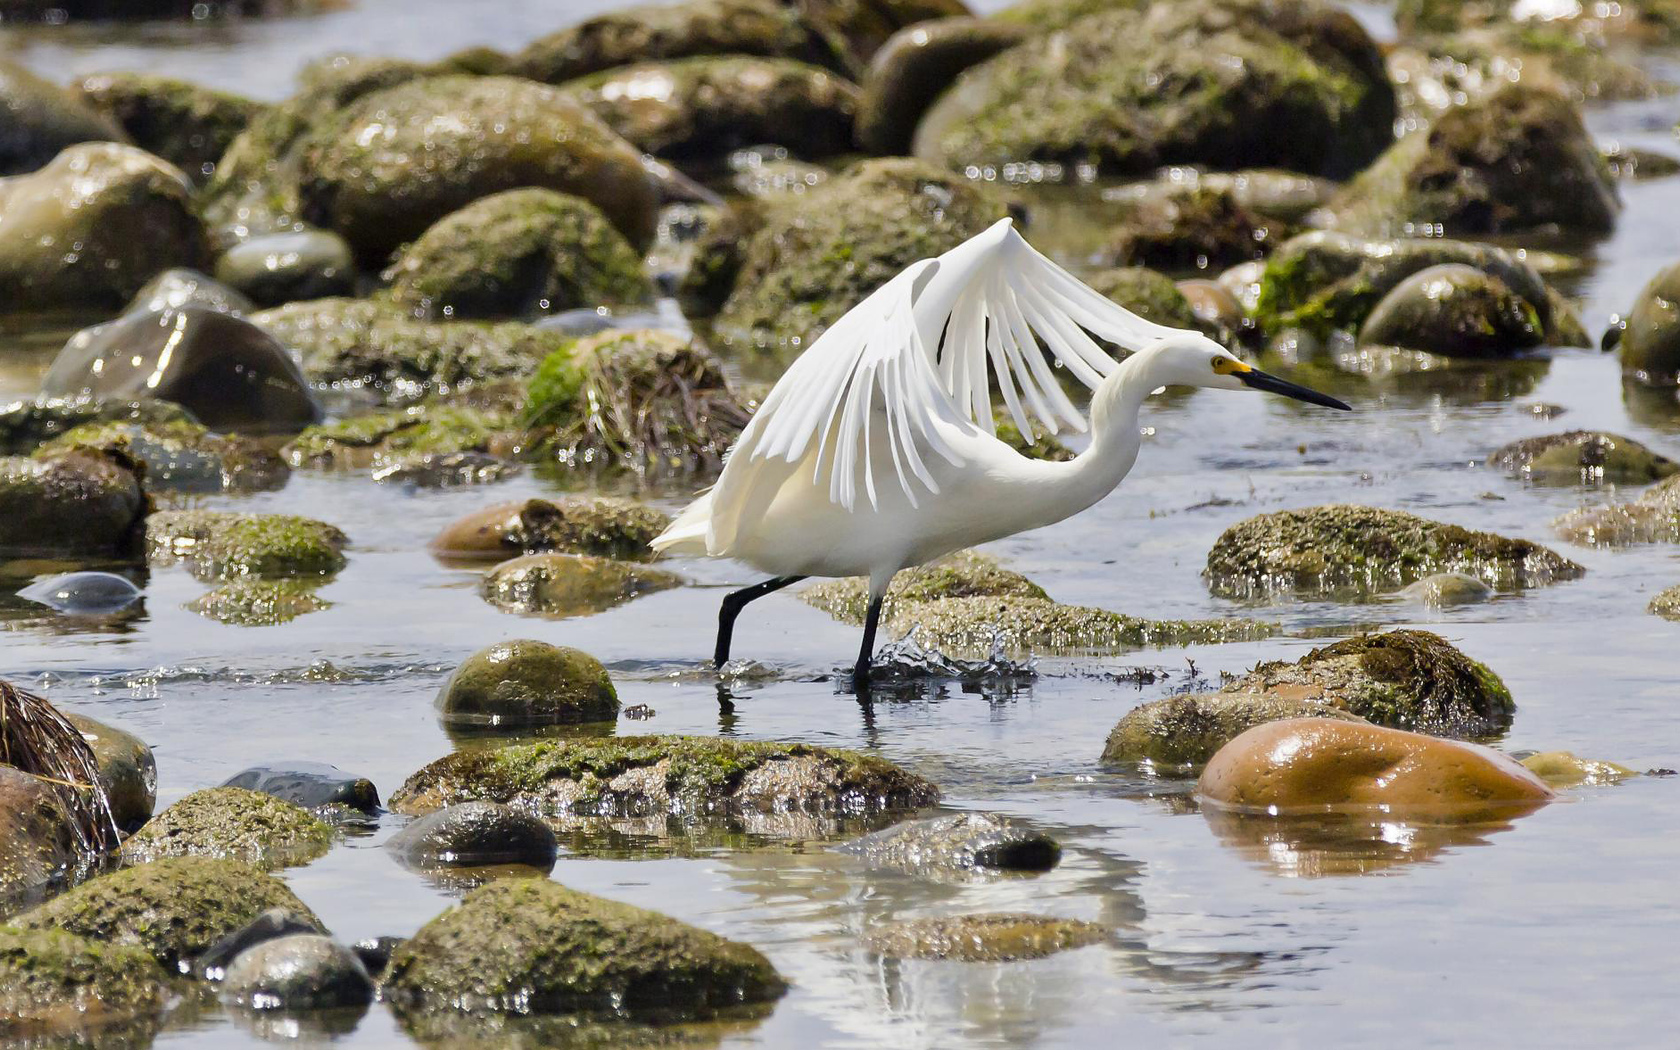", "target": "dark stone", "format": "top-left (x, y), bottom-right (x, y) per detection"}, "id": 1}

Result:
top-left (17, 571), bottom-right (142, 615)
top-left (839, 812), bottom-right (1060, 875)
top-left (215, 230), bottom-right (357, 307)
top-left (221, 934), bottom-right (374, 1010)
top-left (0, 57), bottom-right (126, 176)
top-left (855, 17), bottom-right (1028, 155)
top-left (193, 907), bottom-right (325, 981)
top-left (386, 802), bottom-right (559, 871)
top-left (221, 762), bottom-right (381, 814)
